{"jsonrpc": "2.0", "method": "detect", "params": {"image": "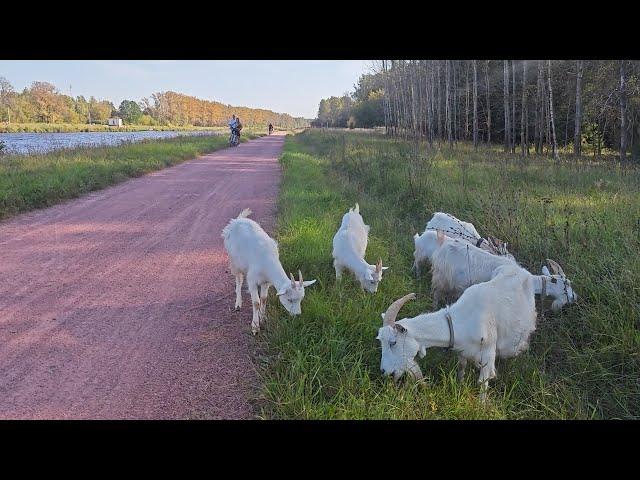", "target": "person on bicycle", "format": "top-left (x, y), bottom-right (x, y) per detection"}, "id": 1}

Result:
top-left (268, 123), bottom-right (273, 135)
top-left (228, 114), bottom-right (240, 146)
